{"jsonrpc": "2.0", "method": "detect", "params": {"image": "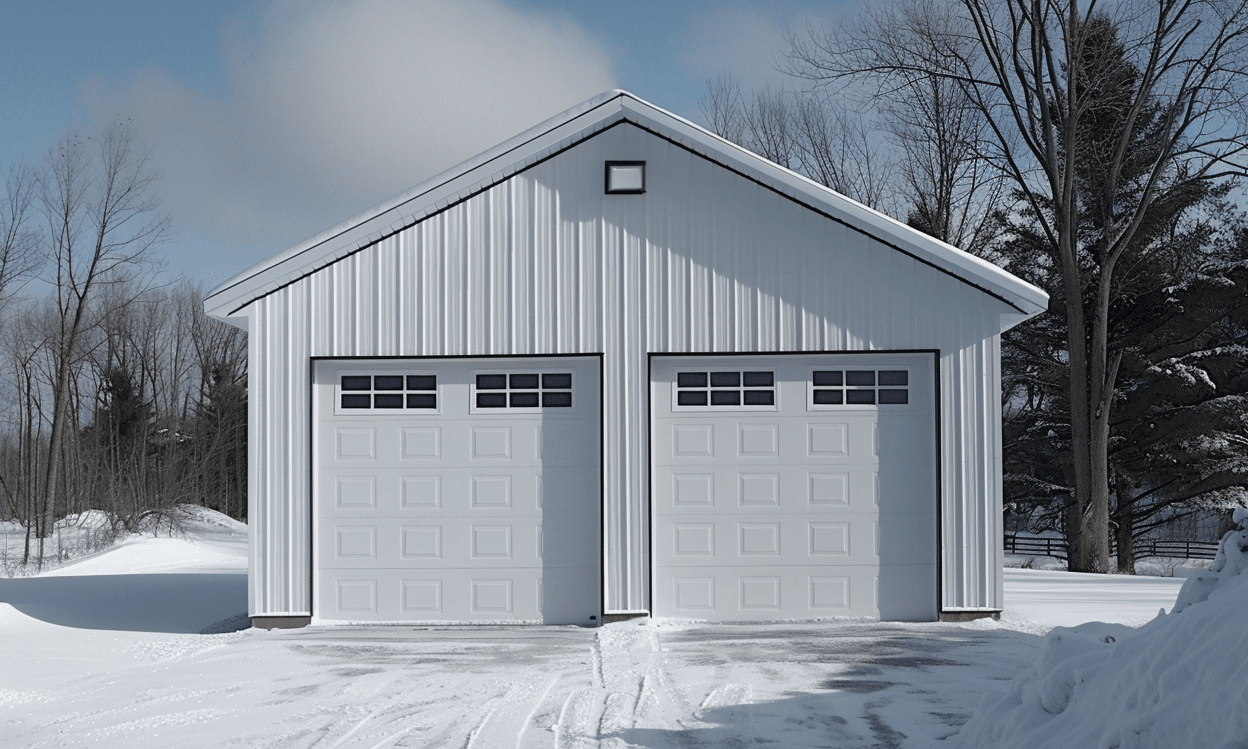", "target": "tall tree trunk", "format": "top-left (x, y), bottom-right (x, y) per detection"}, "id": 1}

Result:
top-left (1114, 482), bottom-right (1136, 574)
